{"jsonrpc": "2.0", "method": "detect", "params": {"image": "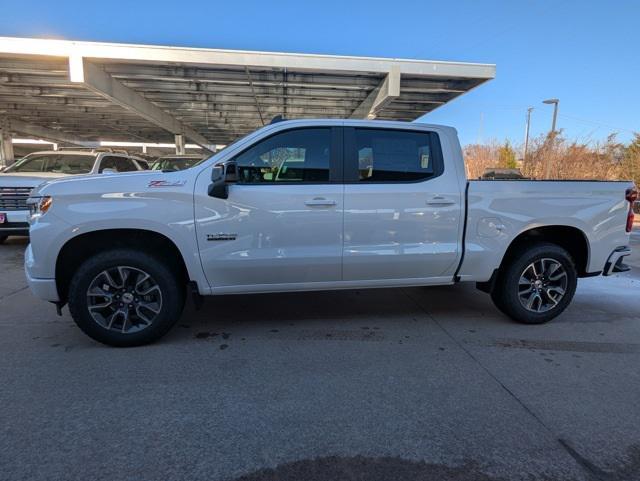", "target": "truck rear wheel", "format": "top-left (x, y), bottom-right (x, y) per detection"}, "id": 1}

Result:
top-left (0, 235), bottom-right (7, 245)
top-left (491, 242), bottom-right (577, 324)
top-left (68, 249), bottom-right (185, 347)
